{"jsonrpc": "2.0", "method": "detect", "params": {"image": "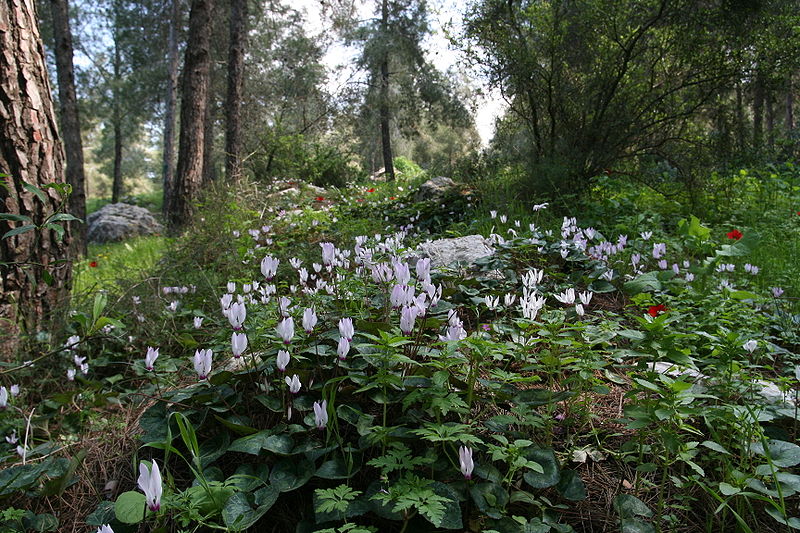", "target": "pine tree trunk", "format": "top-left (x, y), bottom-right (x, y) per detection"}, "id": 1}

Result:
top-left (111, 31), bottom-right (123, 203)
top-left (766, 90), bottom-right (775, 151)
top-left (161, 0), bottom-right (180, 217)
top-left (753, 74), bottom-right (764, 149)
top-left (378, 0), bottom-right (394, 181)
top-left (0, 0), bottom-right (72, 359)
top-left (203, 93), bottom-right (215, 184)
top-left (735, 82), bottom-right (745, 151)
top-left (167, 0), bottom-right (213, 233)
top-left (786, 76), bottom-right (794, 133)
top-left (224, 0), bottom-right (246, 182)
top-left (49, 0), bottom-right (86, 255)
